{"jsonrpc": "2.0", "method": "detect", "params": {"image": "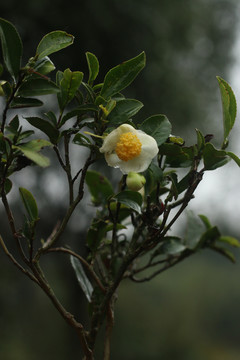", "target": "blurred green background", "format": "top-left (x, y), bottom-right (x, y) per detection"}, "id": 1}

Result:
top-left (1, 0), bottom-right (240, 359)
